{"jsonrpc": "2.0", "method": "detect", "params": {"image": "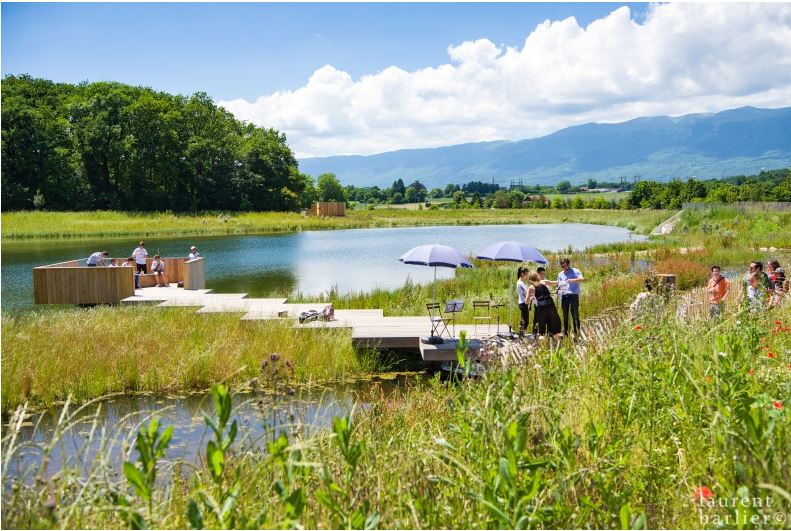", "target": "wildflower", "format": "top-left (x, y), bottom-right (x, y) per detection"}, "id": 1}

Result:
top-left (705, 375), bottom-right (713, 383)
top-left (787, 363), bottom-right (791, 371)
top-left (747, 368), bottom-right (755, 376)
top-left (693, 486), bottom-right (714, 502)
top-left (774, 401), bottom-right (783, 410)
top-left (767, 352), bottom-right (776, 359)
top-left (634, 325), bottom-right (642, 331)
top-left (718, 351), bottom-right (727, 357)
top-left (270, 353), bottom-right (280, 362)
top-left (288, 388), bottom-right (296, 396)
top-left (260, 360), bottom-right (268, 370)
top-left (775, 320), bottom-right (782, 325)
